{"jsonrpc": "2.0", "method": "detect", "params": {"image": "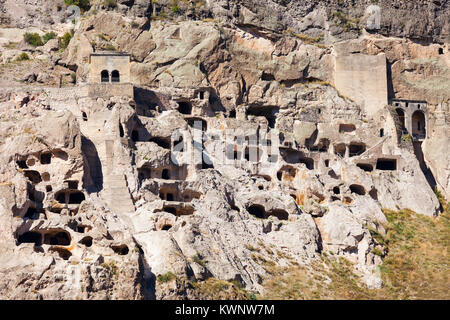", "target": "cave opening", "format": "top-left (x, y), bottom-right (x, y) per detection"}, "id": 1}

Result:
top-left (396, 108), bottom-right (406, 132)
top-left (24, 170), bottom-right (42, 184)
top-left (42, 172), bottom-right (50, 182)
top-left (40, 153), bottom-right (52, 164)
top-left (334, 143), bottom-right (346, 158)
top-left (67, 181), bottom-right (78, 189)
top-left (131, 130), bottom-right (139, 142)
top-left (246, 105), bottom-right (279, 129)
top-left (369, 188), bottom-right (378, 201)
top-left (350, 184), bottom-right (366, 196)
top-left (187, 117), bottom-right (207, 131)
top-left (357, 163), bottom-right (373, 172)
top-left (165, 207), bottom-right (177, 215)
top-left (268, 209), bottom-right (289, 221)
top-left (43, 231), bottom-right (71, 246)
top-left (49, 247), bottom-right (72, 260)
top-left (149, 137), bottom-right (171, 149)
top-left (18, 232), bottom-right (42, 246)
top-left (24, 207), bottom-right (39, 220)
top-left (68, 191), bottom-right (85, 204)
top-left (349, 143), bottom-right (366, 157)
top-left (119, 123), bottom-right (124, 138)
top-left (138, 167), bottom-right (151, 182)
top-left (277, 171), bottom-right (282, 181)
top-left (277, 166), bottom-right (296, 181)
top-left (112, 244), bottom-right (129, 255)
top-left (299, 157), bottom-right (314, 170)
top-left (339, 124), bottom-right (356, 133)
top-left (248, 204), bottom-right (266, 219)
top-left (162, 169), bottom-right (170, 180)
top-left (333, 186), bottom-right (340, 195)
top-left (178, 101), bottom-right (192, 115)
top-left (376, 159), bottom-right (397, 171)
top-left (166, 193), bottom-right (174, 201)
top-left (412, 110), bottom-right (426, 138)
top-left (309, 139), bottom-right (330, 152)
top-left (16, 160), bottom-right (28, 169)
top-left (80, 236), bottom-right (93, 247)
